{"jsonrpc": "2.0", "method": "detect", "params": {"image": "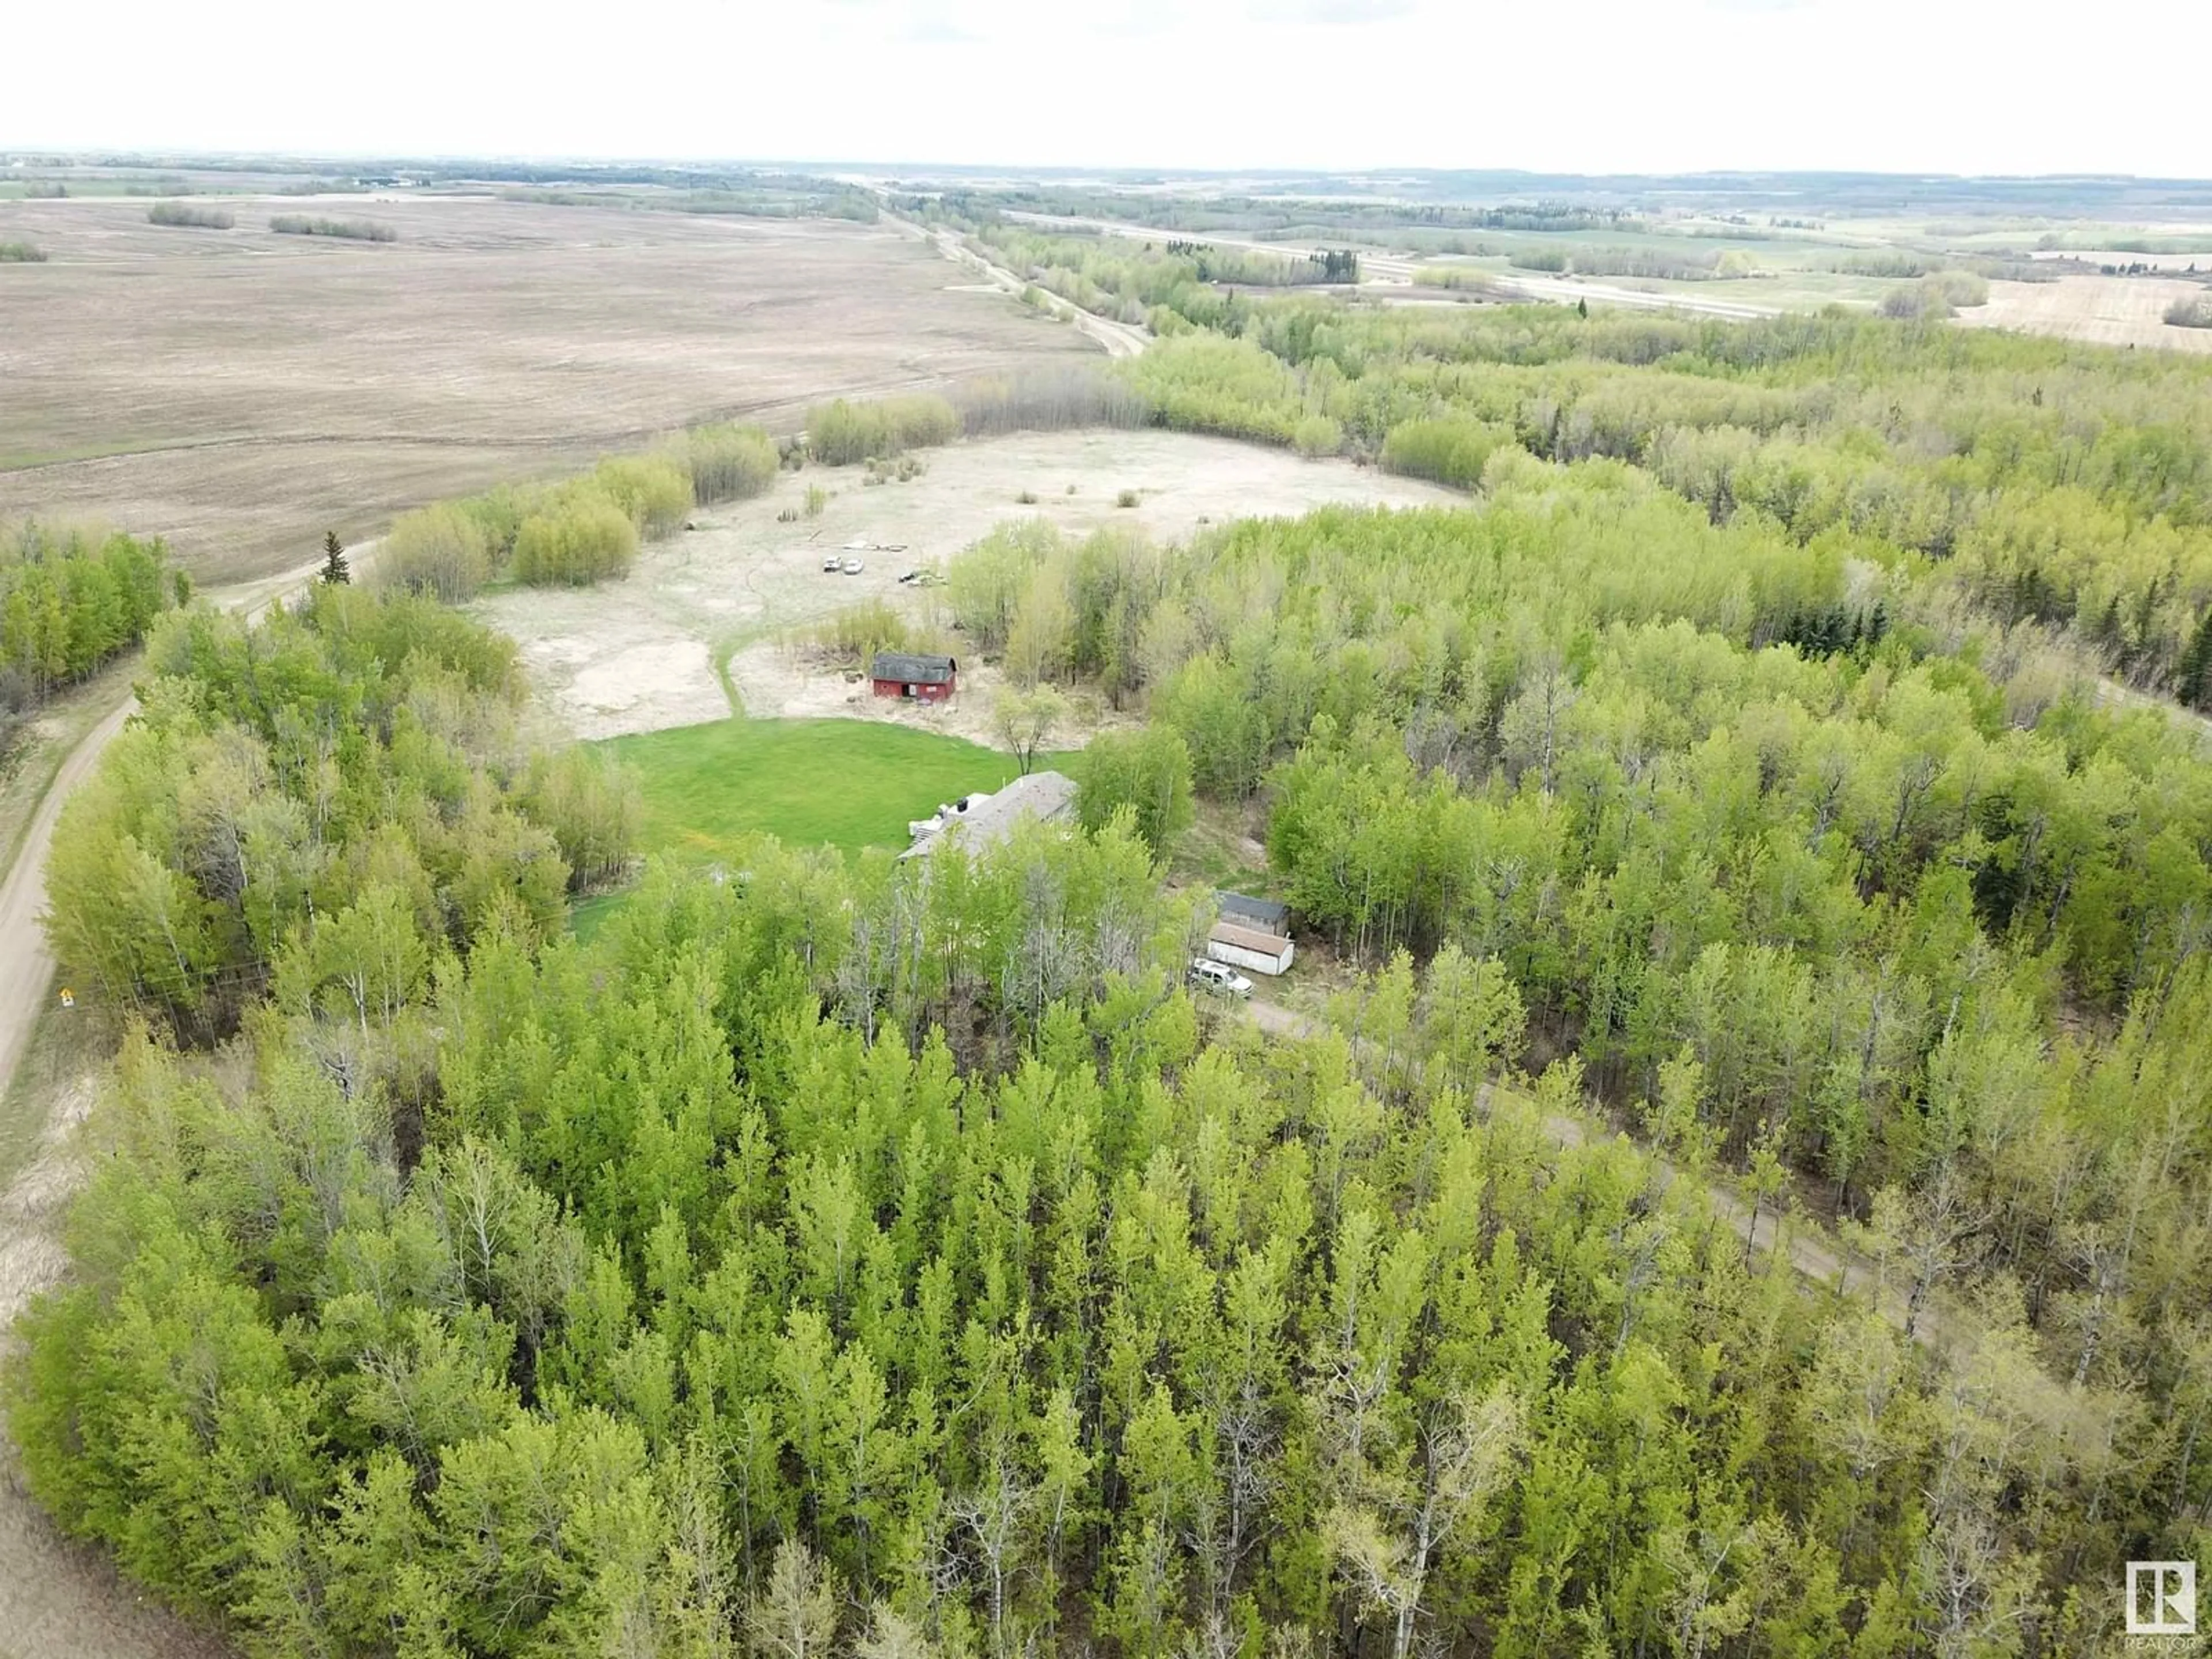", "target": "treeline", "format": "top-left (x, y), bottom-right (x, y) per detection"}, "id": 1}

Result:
top-left (805, 395), bottom-right (960, 465)
top-left (270, 214), bottom-right (398, 241)
top-left (1101, 294), bottom-right (2212, 702)
top-left (1876, 271), bottom-right (1988, 319)
top-left (0, 525), bottom-right (176, 710)
top-left (378, 422), bottom-right (778, 598)
top-left (17, 826), bottom-right (2203, 1656)
top-left (41, 585), bottom-right (637, 1043)
top-left (147, 200), bottom-right (234, 229)
top-left (1161, 239), bottom-right (1358, 286)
